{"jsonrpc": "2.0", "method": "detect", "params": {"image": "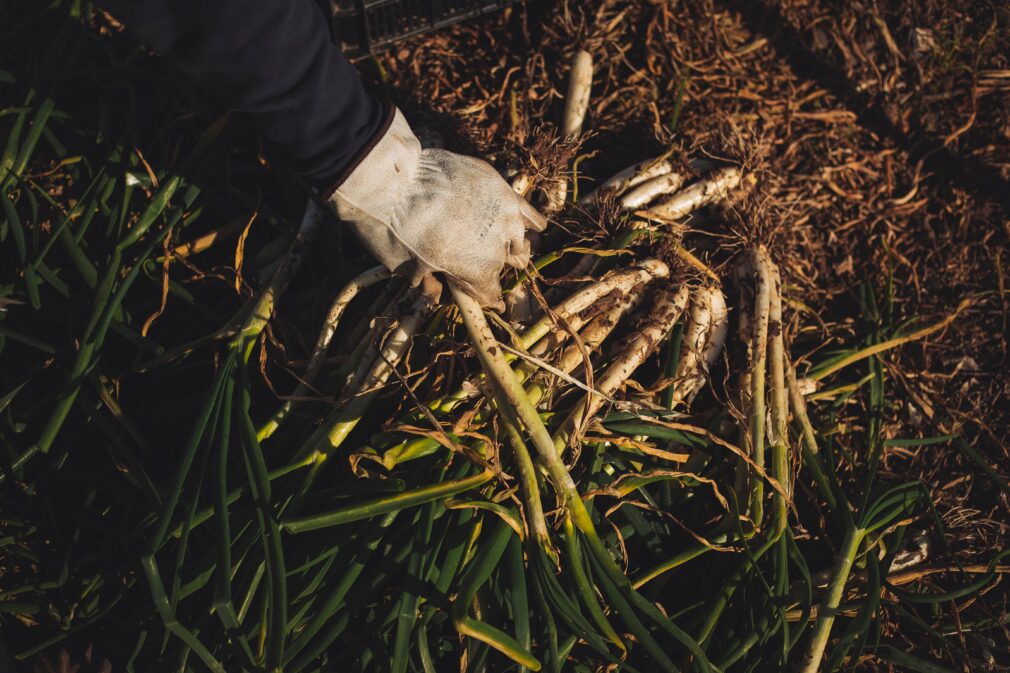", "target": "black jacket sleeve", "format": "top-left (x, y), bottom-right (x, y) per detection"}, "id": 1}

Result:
top-left (97, 0), bottom-right (389, 190)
